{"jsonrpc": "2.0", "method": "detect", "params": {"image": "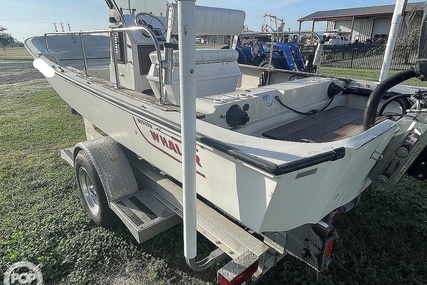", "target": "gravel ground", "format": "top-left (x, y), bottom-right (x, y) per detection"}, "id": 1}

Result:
top-left (0, 62), bottom-right (44, 84)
